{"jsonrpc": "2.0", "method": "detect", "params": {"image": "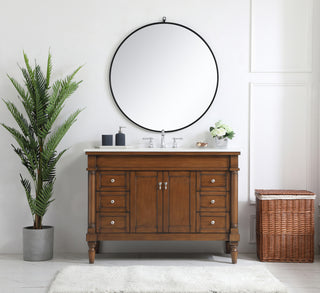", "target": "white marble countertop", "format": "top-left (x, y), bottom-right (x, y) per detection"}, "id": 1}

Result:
top-left (84, 146), bottom-right (241, 153)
